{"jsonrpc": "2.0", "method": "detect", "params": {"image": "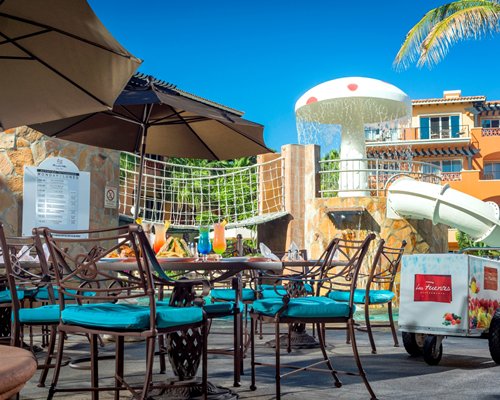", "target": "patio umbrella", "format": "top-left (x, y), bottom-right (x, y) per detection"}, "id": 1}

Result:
top-left (0, 0), bottom-right (141, 130)
top-left (30, 74), bottom-right (271, 218)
